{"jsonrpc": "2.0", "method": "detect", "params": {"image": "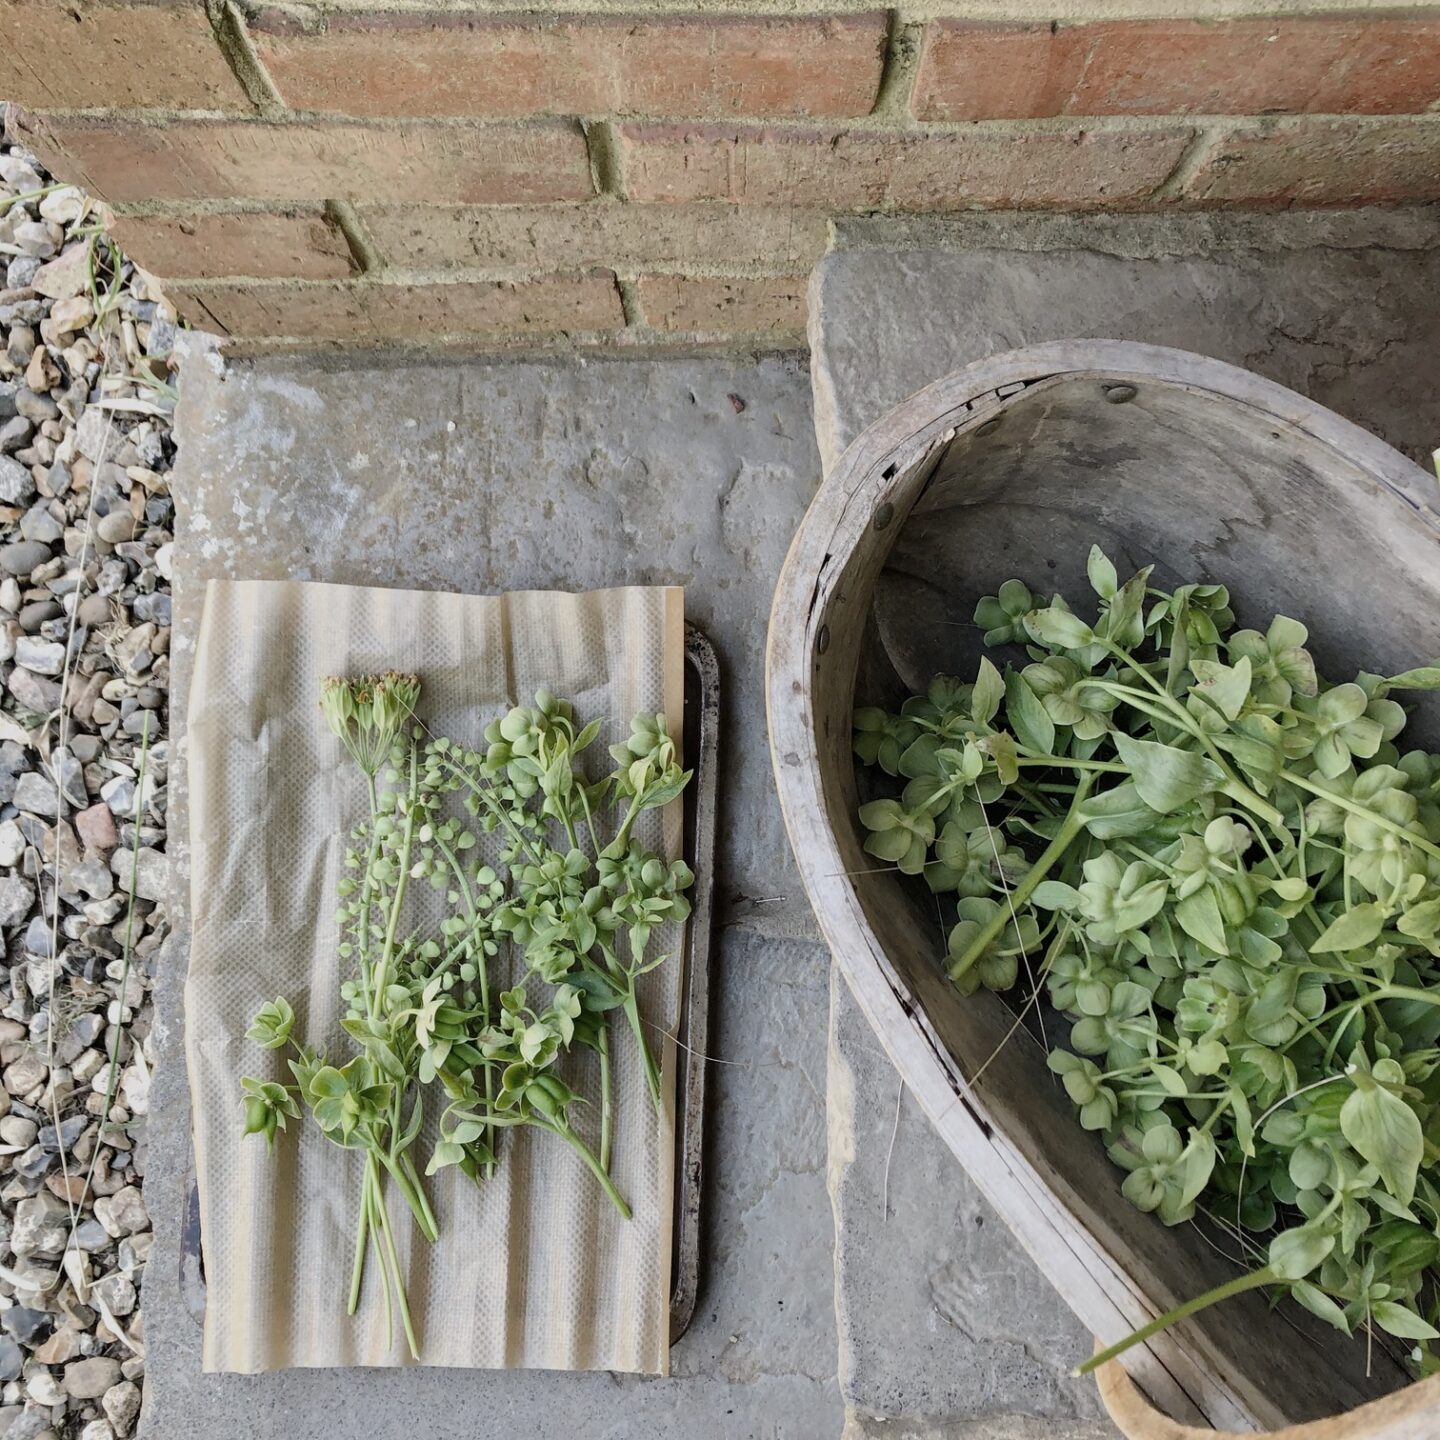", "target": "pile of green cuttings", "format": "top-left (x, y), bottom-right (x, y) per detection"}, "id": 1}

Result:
top-left (855, 547), bottom-right (1440, 1373)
